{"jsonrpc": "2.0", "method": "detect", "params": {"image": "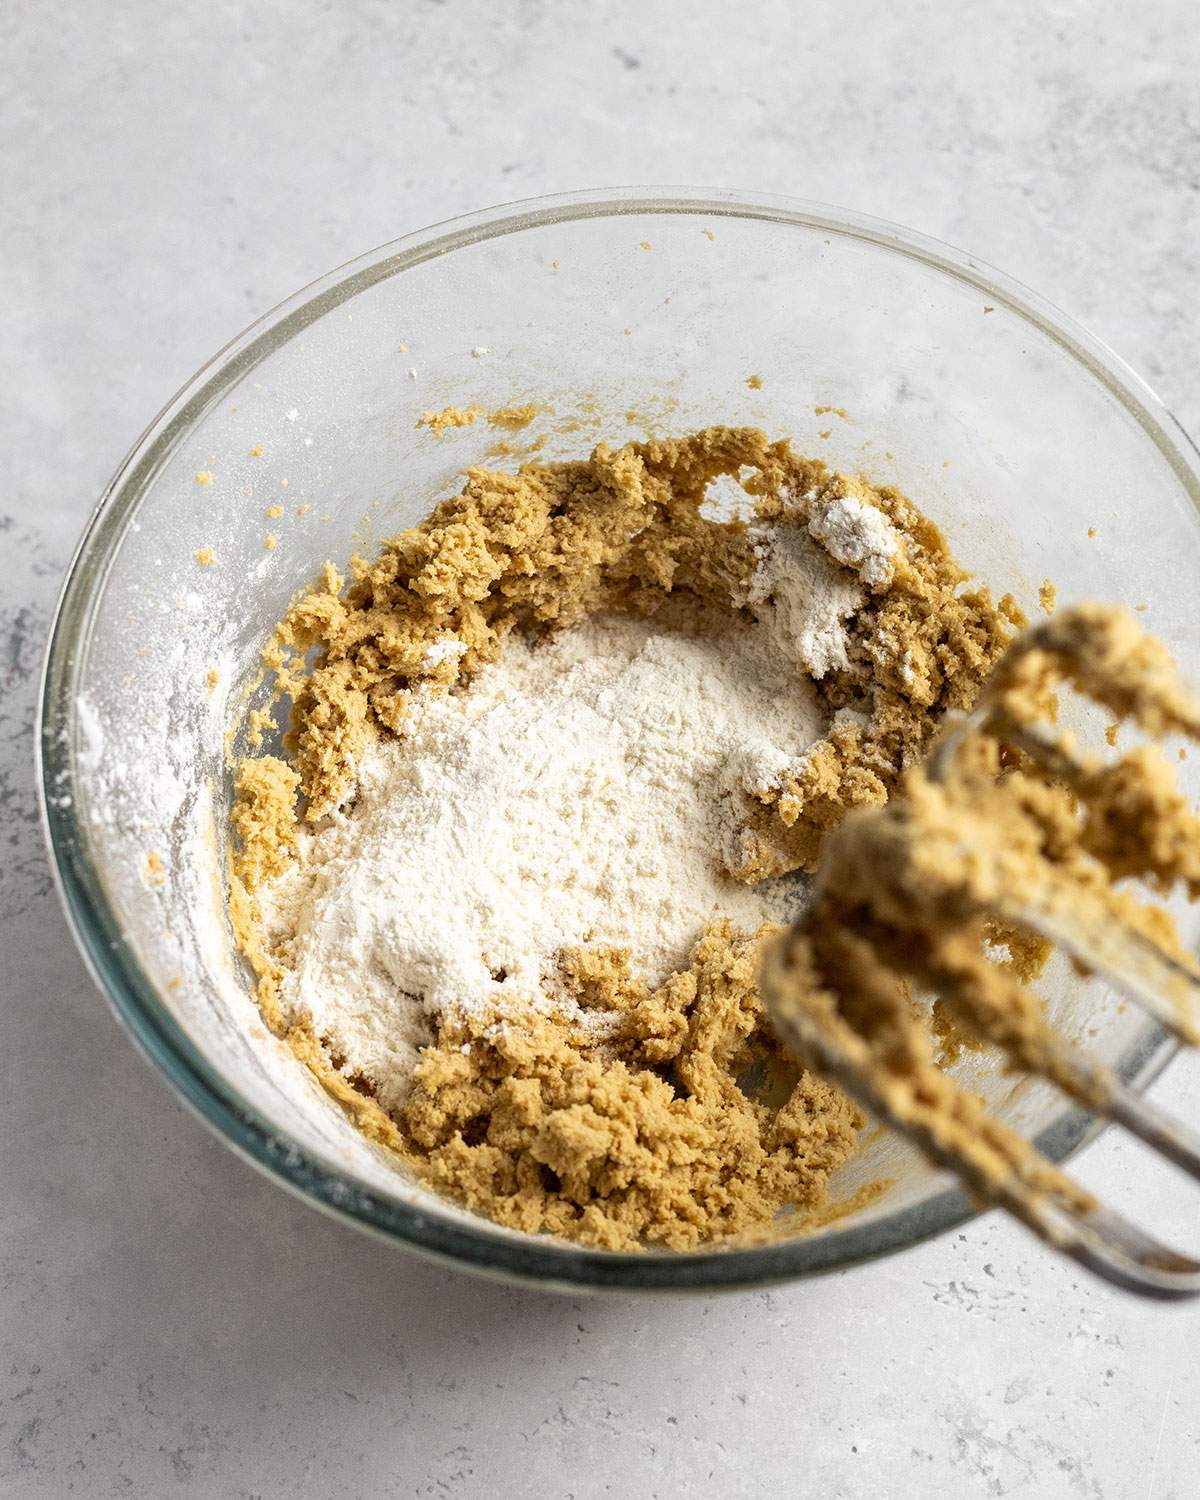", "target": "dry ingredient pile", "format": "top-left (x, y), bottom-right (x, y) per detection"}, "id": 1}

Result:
top-left (230, 426), bottom-right (1021, 1249)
